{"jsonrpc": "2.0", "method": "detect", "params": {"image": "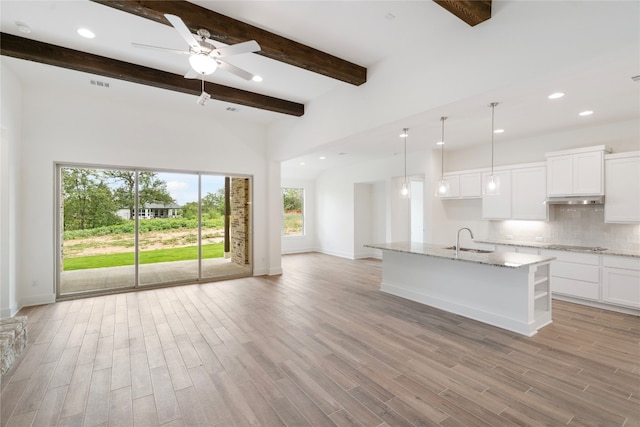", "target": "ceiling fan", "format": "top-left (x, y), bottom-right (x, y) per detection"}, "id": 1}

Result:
top-left (133, 14), bottom-right (262, 82)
